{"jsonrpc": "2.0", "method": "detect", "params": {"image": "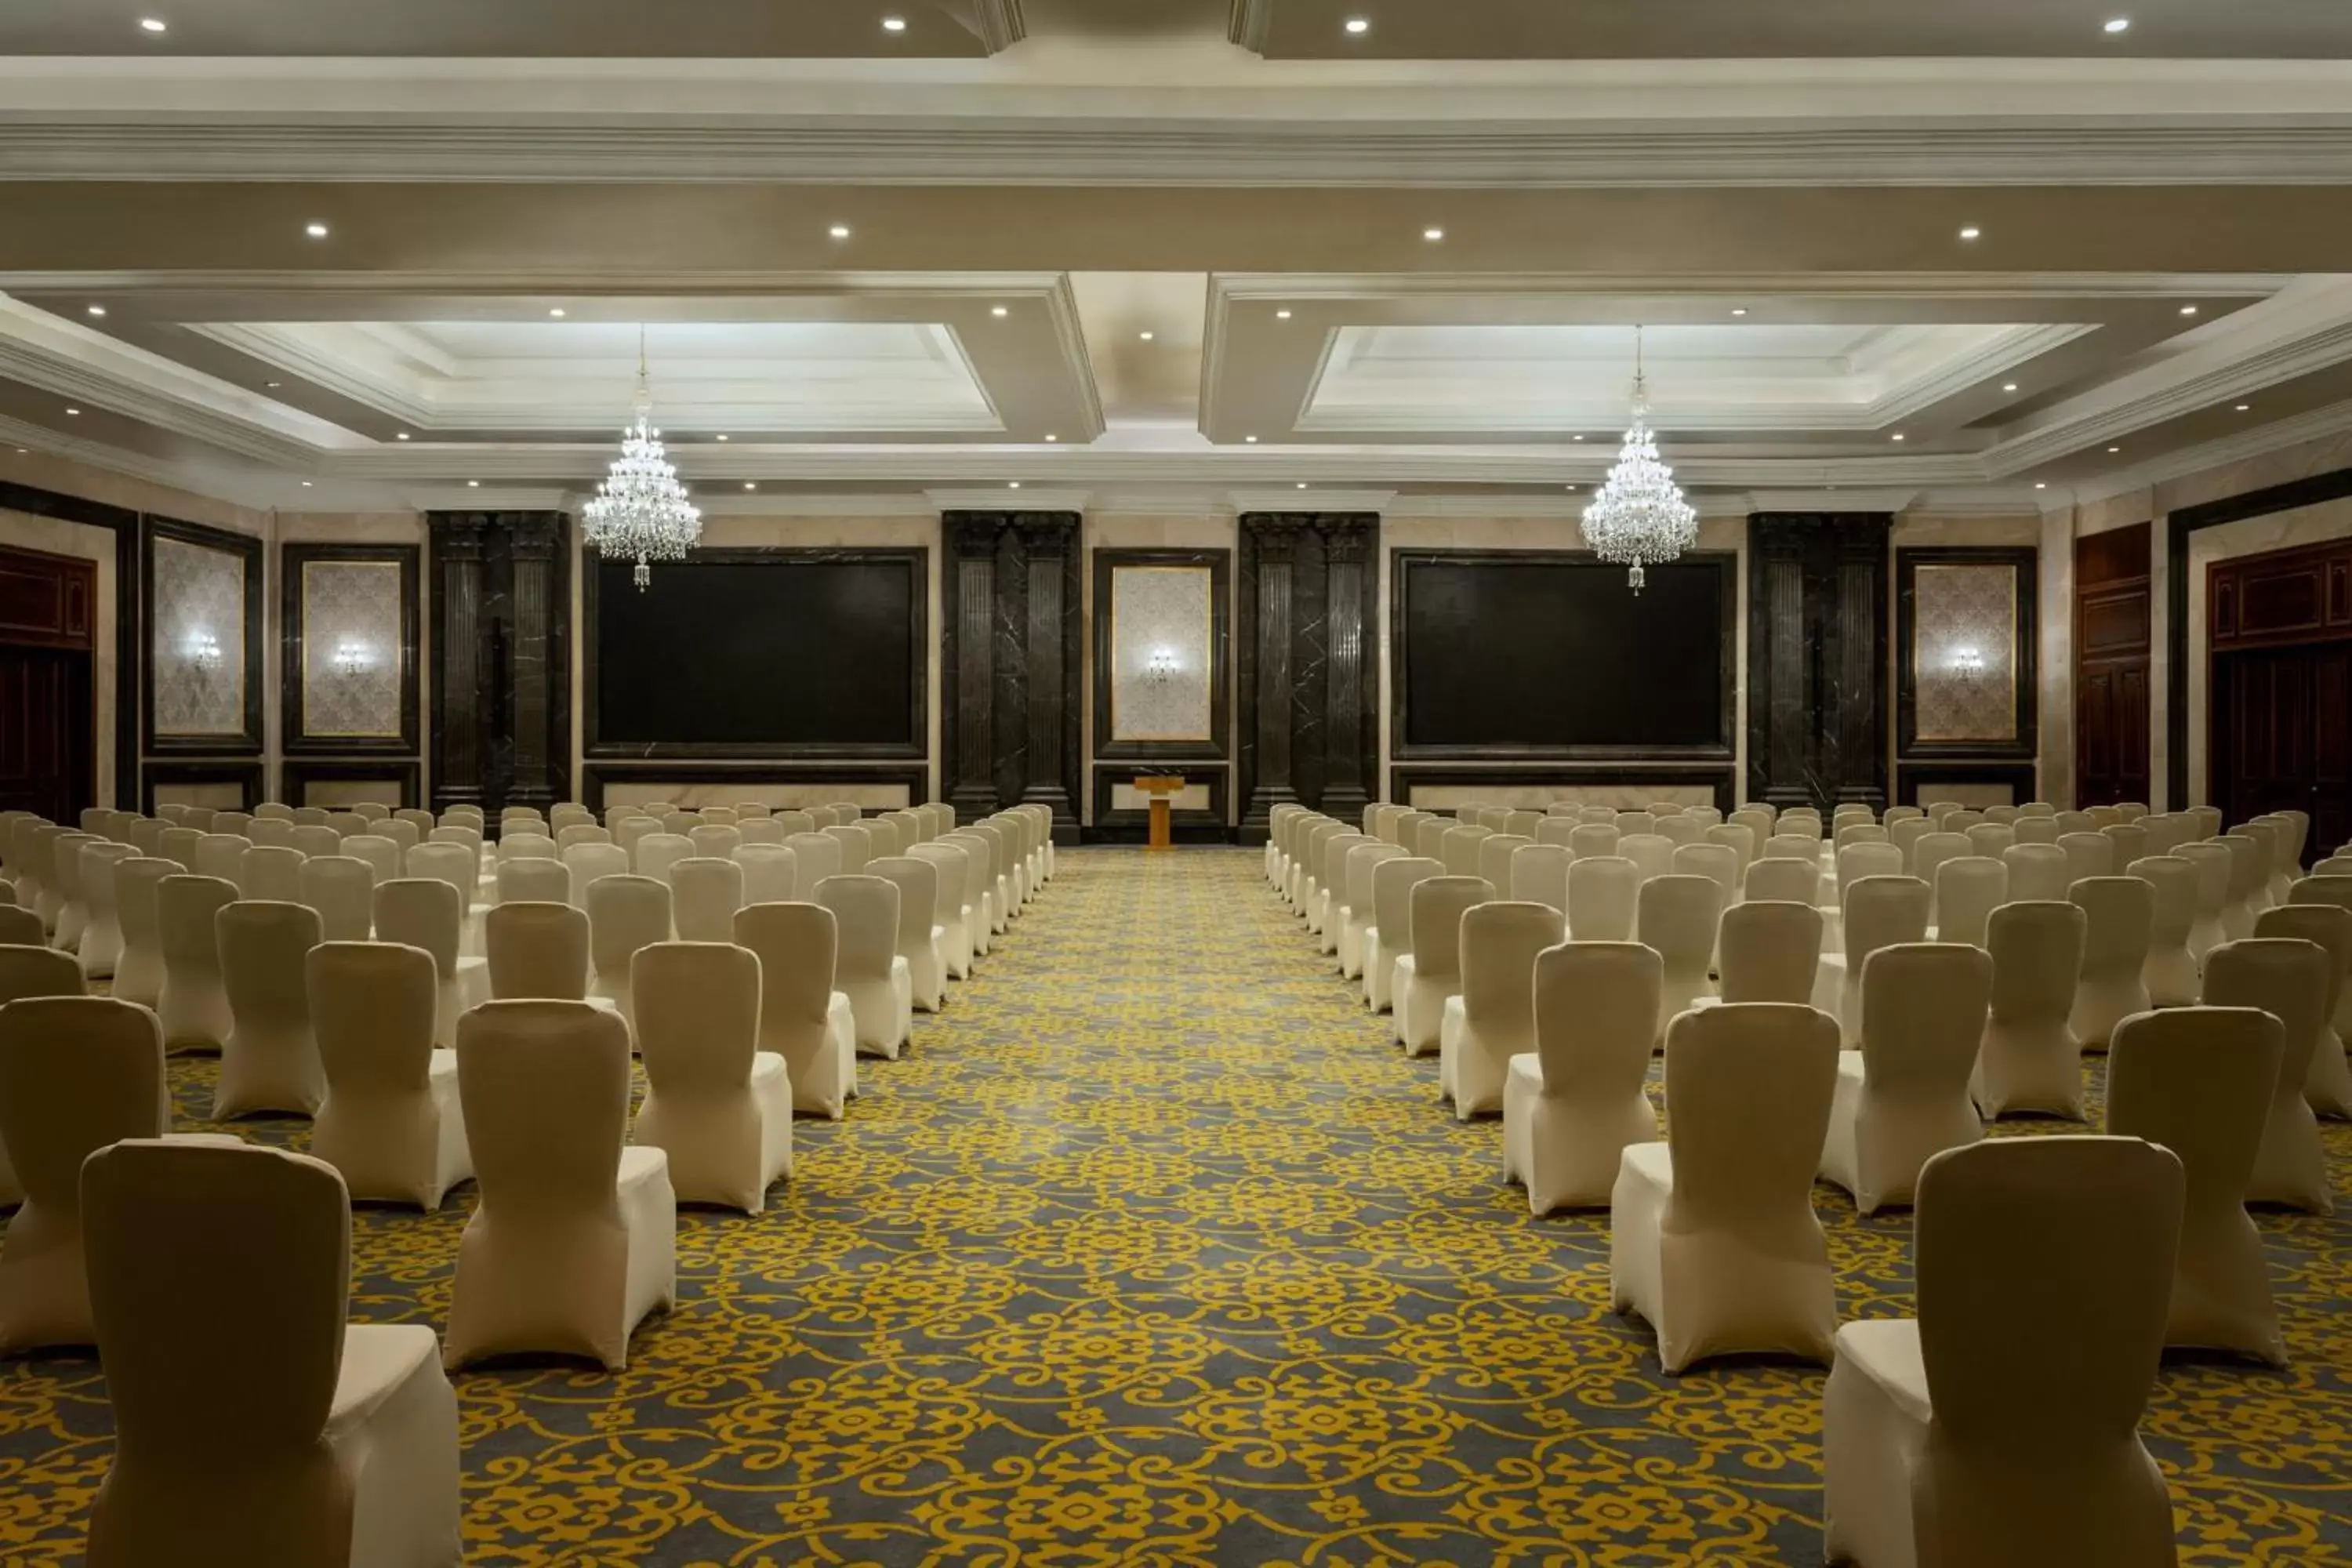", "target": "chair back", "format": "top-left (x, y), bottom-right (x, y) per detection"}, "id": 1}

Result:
top-left (2129, 855), bottom-right (2198, 949)
top-left (1369, 857), bottom-right (1442, 956)
top-left (786, 833), bottom-right (844, 895)
top-left (1915, 1137), bottom-right (2182, 1445)
top-left (861, 818), bottom-right (902, 858)
top-left (1985, 900), bottom-right (2085, 1024)
top-left (562, 843), bottom-right (632, 909)
top-left (298, 856), bottom-right (375, 942)
top-left (1616, 833), bottom-right (1673, 884)
top-left (191, 833), bottom-right (249, 884)
top-left (735, 844), bottom-right (800, 906)
top-left (1662, 1003), bottom-right (1840, 1225)
top-left (236, 844), bottom-right (304, 903)
top-left (1716, 901), bottom-right (1823, 1003)
top-left (498, 857), bottom-right (572, 907)
top-left (1835, 822), bottom-right (1889, 853)
top-left (1566, 855), bottom-right (1641, 941)
top-left (2255, 903), bottom-right (2350, 1026)
top-left (1635, 873), bottom-right (1720, 967)
top-left (1474, 834), bottom-right (1530, 892)
top-left (1613, 810), bottom-right (1656, 837)
top-left (689, 823), bottom-right (743, 860)
top-left (2073, 875), bottom-right (2154, 979)
top-left (1912, 832), bottom-right (1969, 916)
top-left (1762, 833), bottom-right (1817, 862)
top-left (1410, 817), bottom-right (1452, 860)
top-left (1509, 844), bottom-right (1570, 914)
top-left (1843, 875), bottom-right (1931, 969)
top-left (2201, 938), bottom-right (2328, 1097)
top-left (499, 833), bottom-right (558, 864)
top-left (2103, 822), bottom-right (2149, 872)
top-left (634, 832), bottom-right (694, 884)
top-left (867, 855), bottom-right (938, 964)
top-left (2060, 830), bottom-right (2114, 886)
top-left (772, 810), bottom-right (817, 839)
top-left (1457, 901), bottom-right (1565, 1051)
top-left (405, 840), bottom-right (477, 904)
top-left (248, 817), bottom-right (294, 849)
top-left (907, 844), bottom-right (967, 926)
top-left (734, 902), bottom-right (840, 1047)
top-left (815, 874), bottom-right (899, 984)
top-left (670, 856), bottom-right (746, 943)
top-left (2107, 1006), bottom-right (2281, 1267)
top-left (1860, 941), bottom-right (1992, 1091)
top-left (822, 824), bottom-right (870, 873)
top-left (586, 874), bottom-right (673, 992)
top-left (1531, 940), bottom-right (1660, 1096)
top-left (372, 877), bottom-right (464, 977)
top-left (1704, 823), bottom-right (1755, 866)
top-left (0, 996), bottom-right (169, 1223)
top-left (1743, 856), bottom-right (1819, 906)
top-left (486, 901), bottom-right (590, 1000)
top-left (156, 873), bottom-right (237, 978)
top-left (154, 826), bottom-right (202, 871)
top-left (456, 1001), bottom-right (630, 1221)
top-left (0, 942), bottom-right (84, 1007)
top-left (2000, 842), bottom-right (2071, 902)
top-left (1321, 833), bottom-right (1374, 905)
top-left (555, 825), bottom-right (611, 853)
top-left (935, 834), bottom-right (993, 912)
top-left (339, 834), bottom-right (400, 884)
top-left (1566, 823), bottom-right (1620, 860)
top-left (737, 818), bottom-right (785, 847)
top-left (1406, 876), bottom-right (1493, 983)
top-left (1671, 843), bottom-right (1740, 913)
top-left (633, 941), bottom-right (760, 1094)
top-left (1836, 841), bottom-right (1903, 904)
top-left (1436, 825), bottom-right (1489, 877)
top-left (308, 941), bottom-right (438, 1095)
top-left (1889, 815), bottom-right (1934, 867)
top-left (82, 1141), bottom-right (349, 1486)
top-left (1934, 856), bottom-right (2008, 948)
